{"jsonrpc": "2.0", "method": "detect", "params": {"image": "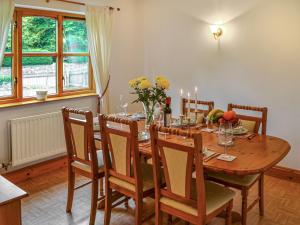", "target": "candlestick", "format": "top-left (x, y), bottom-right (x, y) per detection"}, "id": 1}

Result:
top-left (187, 92), bottom-right (191, 116)
top-left (194, 86), bottom-right (198, 112)
top-left (180, 89), bottom-right (184, 116)
top-left (179, 114), bottom-right (184, 125)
